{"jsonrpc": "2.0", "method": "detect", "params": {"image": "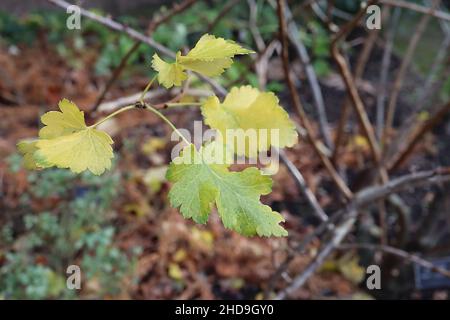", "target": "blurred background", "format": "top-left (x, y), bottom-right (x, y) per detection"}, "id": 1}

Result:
top-left (0, 0), bottom-right (449, 299)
